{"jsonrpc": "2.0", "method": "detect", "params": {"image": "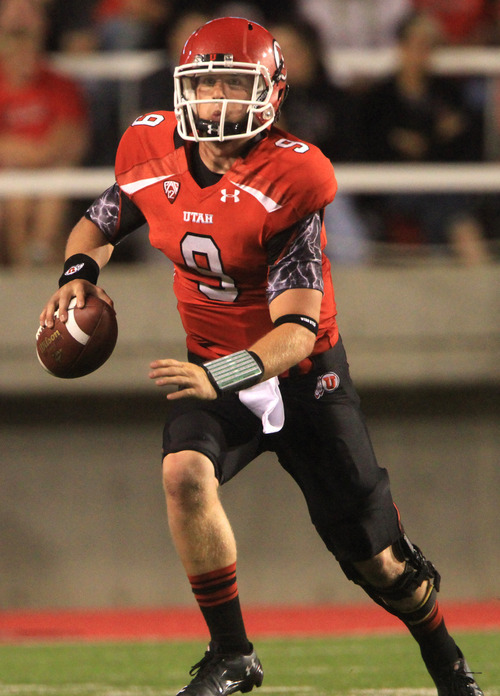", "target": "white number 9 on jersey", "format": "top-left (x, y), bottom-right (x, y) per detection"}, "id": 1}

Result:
top-left (275, 137), bottom-right (309, 154)
top-left (181, 233), bottom-right (238, 302)
top-left (132, 113), bottom-right (165, 127)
